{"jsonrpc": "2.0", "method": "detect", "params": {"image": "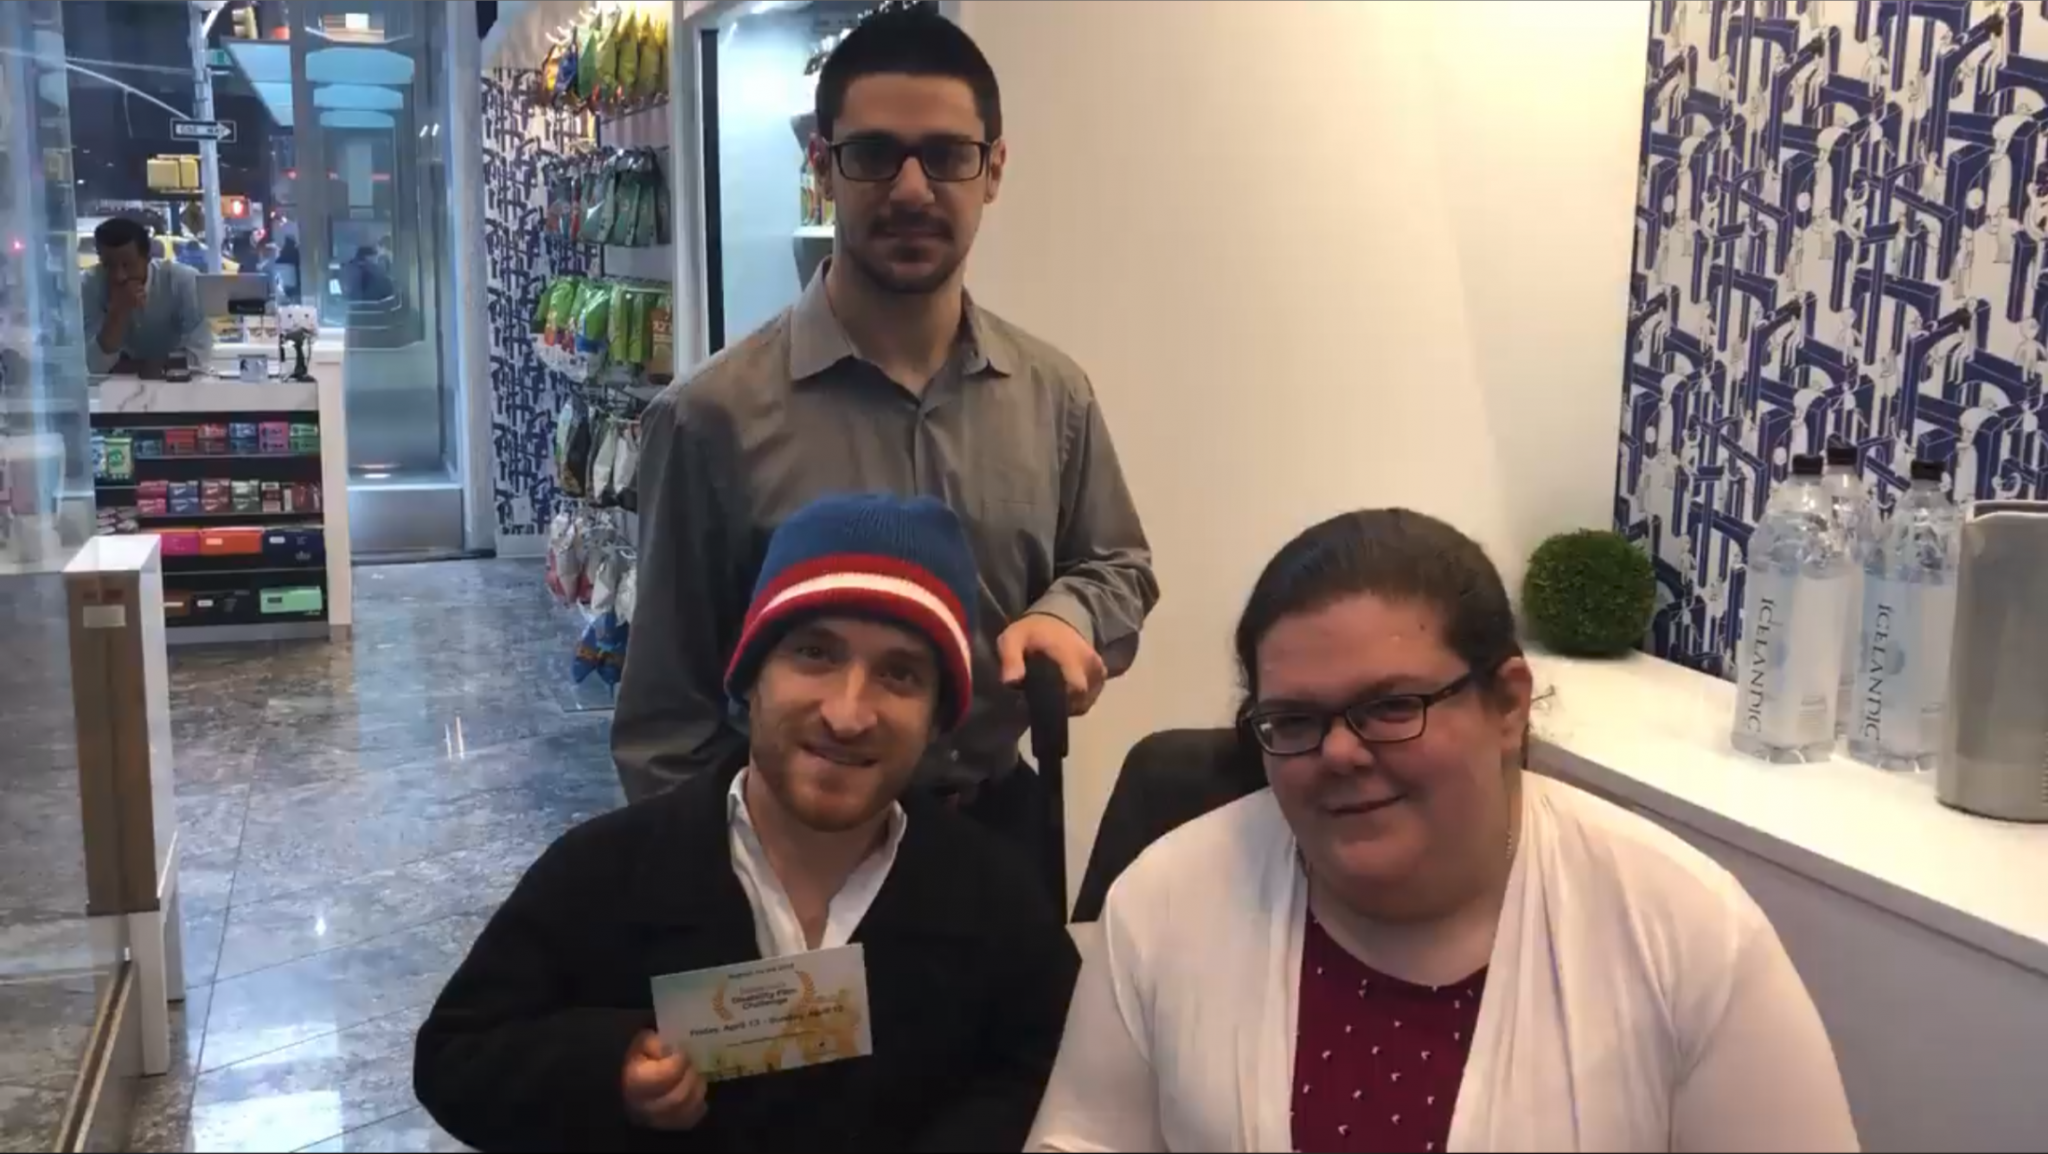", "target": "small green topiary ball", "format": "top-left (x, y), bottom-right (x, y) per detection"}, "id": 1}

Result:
top-left (1521, 530), bottom-right (1655, 657)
